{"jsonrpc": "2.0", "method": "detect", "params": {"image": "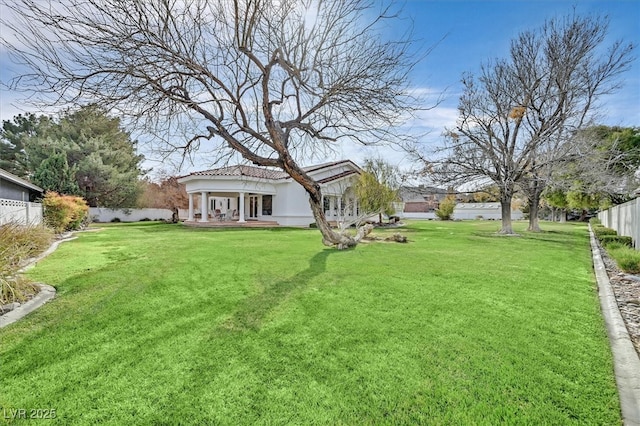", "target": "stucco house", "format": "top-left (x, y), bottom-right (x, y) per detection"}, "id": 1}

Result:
top-left (177, 160), bottom-right (362, 226)
top-left (0, 168), bottom-right (44, 225)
